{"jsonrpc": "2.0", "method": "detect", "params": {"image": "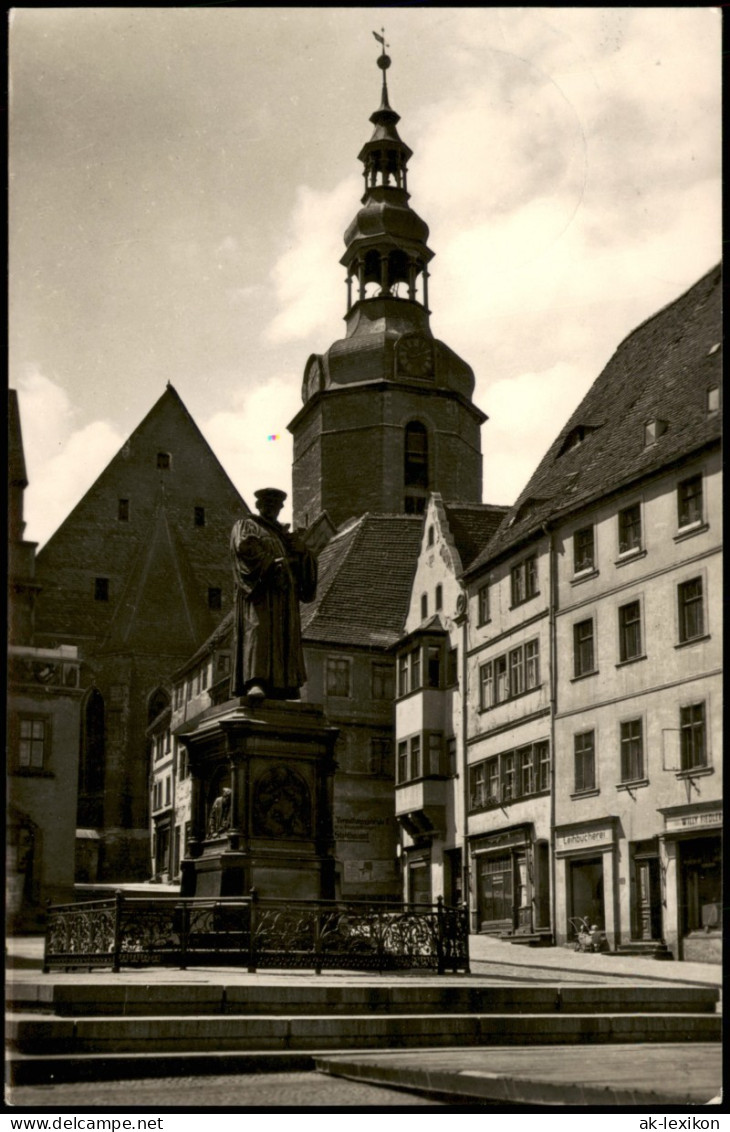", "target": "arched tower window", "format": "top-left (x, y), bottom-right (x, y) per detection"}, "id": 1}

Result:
top-left (78, 688), bottom-right (105, 827)
top-left (147, 686), bottom-right (170, 725)
top-left (404, 421), bottom-right (429, 514)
